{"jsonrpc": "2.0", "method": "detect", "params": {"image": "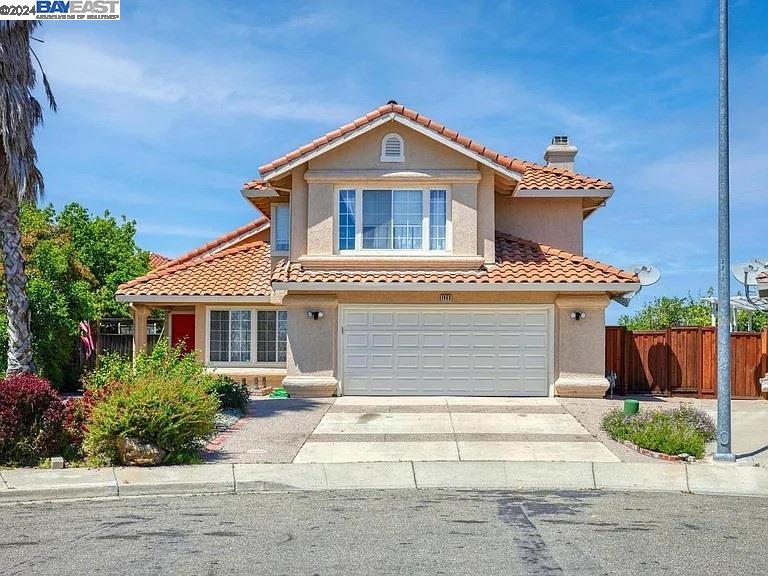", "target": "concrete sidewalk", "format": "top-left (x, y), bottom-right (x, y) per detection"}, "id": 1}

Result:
top-left (1, 461), bottom-right (766, 503)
